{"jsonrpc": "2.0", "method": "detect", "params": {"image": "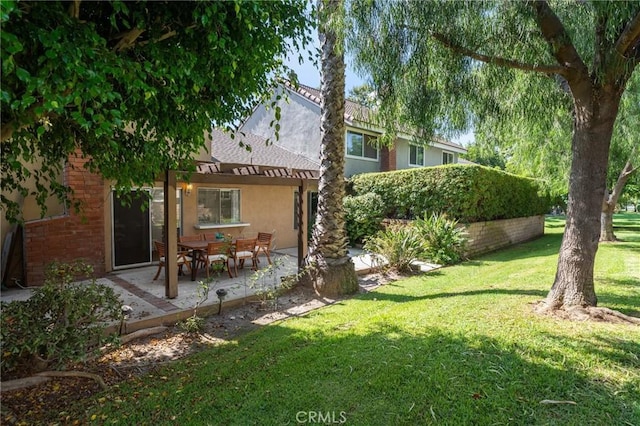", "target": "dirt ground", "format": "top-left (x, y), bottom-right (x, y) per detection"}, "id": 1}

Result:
top-left (0, 272), bottom-right (396, 425)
